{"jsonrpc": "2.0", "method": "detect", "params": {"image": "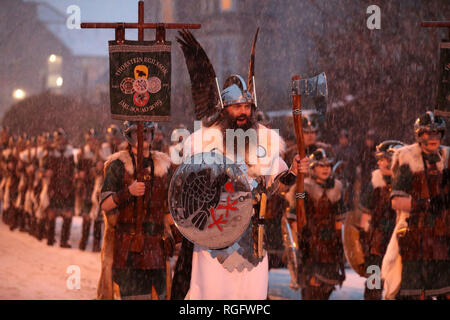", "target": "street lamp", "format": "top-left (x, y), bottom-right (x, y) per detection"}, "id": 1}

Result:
top-left (49, 54), bottom-right (57, 63)
top-left (56, 76), bottom-right (63, 87)
top-left (13, 89), bottom-right (26, 100)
